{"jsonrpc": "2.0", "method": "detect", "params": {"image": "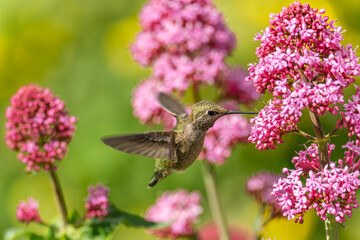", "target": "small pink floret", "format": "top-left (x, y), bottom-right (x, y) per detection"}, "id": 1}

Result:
top-left (85, 184), bottom-right (110, 219)
top-left (145, 190), bottom-right (202, 239)
top-left (16, 197), bottom-right (42, 224)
